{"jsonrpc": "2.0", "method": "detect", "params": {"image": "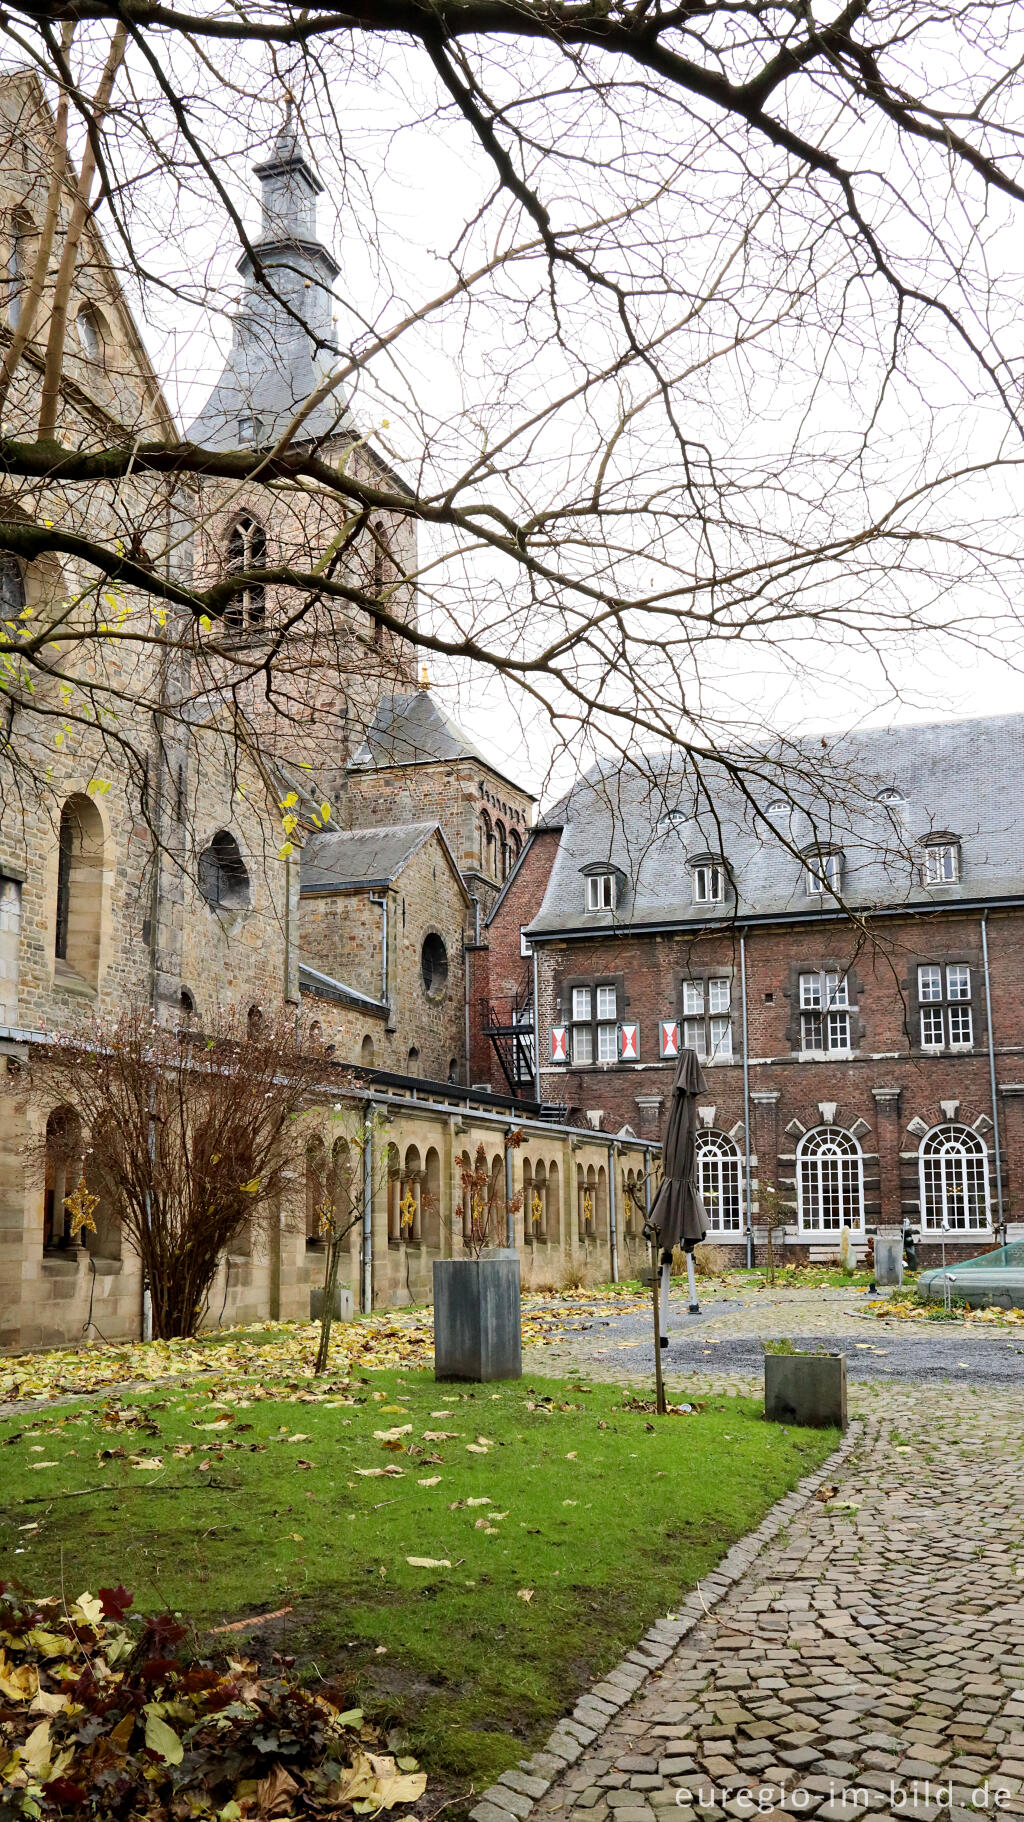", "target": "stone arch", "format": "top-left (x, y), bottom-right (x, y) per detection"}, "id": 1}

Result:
top-left (305, 1132), bottom-right (328, 1247)
top-left (796, 1126), bottom-right (864, 1234)
top-left (331, 1137), bottom-right (355, 1251)
top-left (546, 1160), bottom-right (560, 1244)
top-left (597, 1164), bottom-right (609, 1242)
top-left (423, 1146), bottom-right (442, 1249)
top-left (43, 1105), bottom-right (83, 1251)
top-left (55, 794), bottom-right (105, 987)
top-left (225, 514), bottom-right (267, 630)
top-left (360, 1033), bottom-right (376, 1067)
top-left (385, 1142), bottom-right (402, 1244)
top-left (84, 1116), bottom-right (122, 1262)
